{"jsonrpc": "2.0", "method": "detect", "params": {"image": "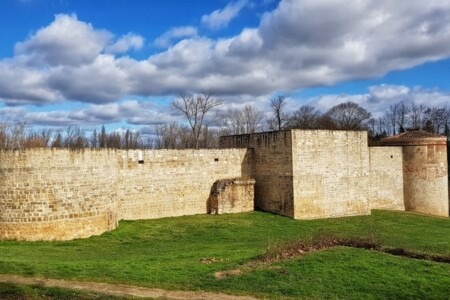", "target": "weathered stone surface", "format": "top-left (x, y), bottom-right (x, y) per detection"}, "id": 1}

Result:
top-left (0, 213), bottom-right (117, 241)
top-left (291, 130), bottom-right (371, 219)
top-left (221, 129), bottom-right (448, 219)
top-left (0, 129), bottom-right (448, 241)
top-left (368, 147), bottom-right (405, 211)
top-left (221, 131), bottom-right (294, 217)
top-left (381, 132), bottom-right (449, 217)
top-left (207, 178), bottom-right (255, 214)
top-left (0, 148), bottom-right (252, 240)
top-left (221, 130), bottom-right (382, 219)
